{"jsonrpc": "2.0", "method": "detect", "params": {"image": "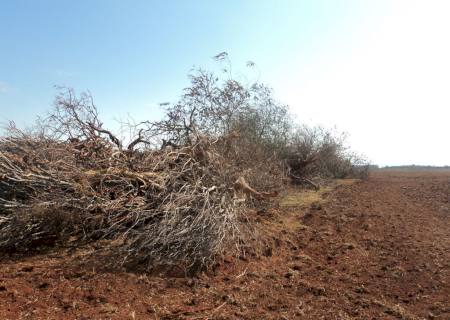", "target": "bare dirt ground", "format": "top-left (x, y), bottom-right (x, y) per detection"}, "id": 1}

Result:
top-left (0, 171), bottom-right (449, 319)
